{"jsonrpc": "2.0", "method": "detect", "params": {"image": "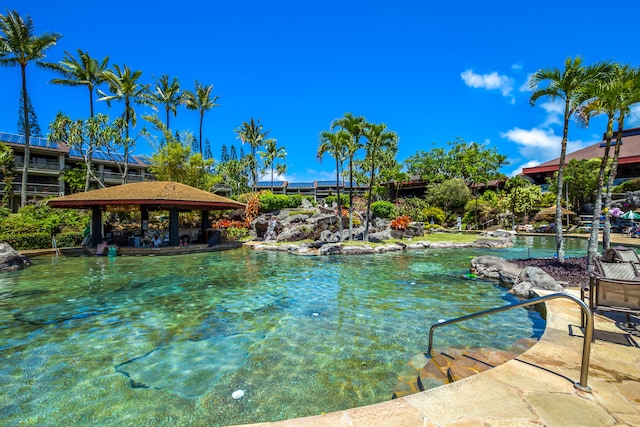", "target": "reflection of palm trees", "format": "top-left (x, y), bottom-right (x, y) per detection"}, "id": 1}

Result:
top-left (0, 10), bottom-right (60, 206)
